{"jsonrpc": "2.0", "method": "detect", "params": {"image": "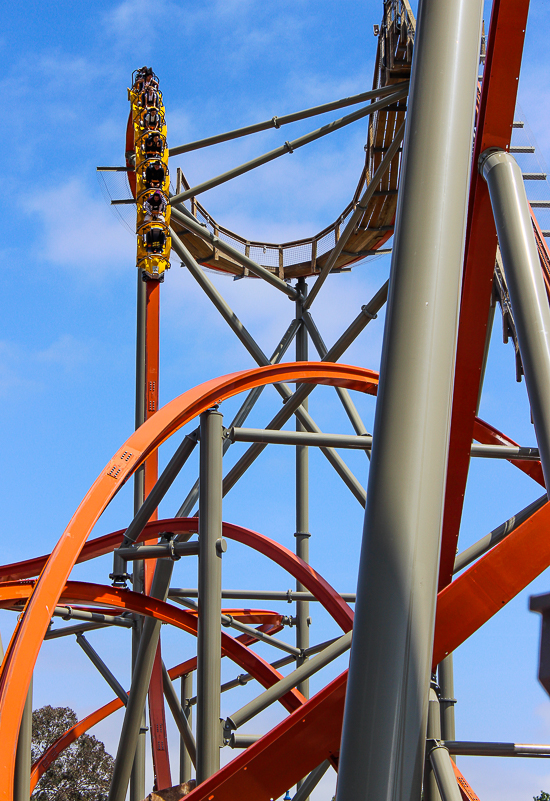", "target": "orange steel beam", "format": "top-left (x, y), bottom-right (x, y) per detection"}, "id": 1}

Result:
top-left (438, 0), bottom-right (530, 592)
top-left (452, 763), bottom-right (482, 801)
top-left (433, 496), bottom-right (550, 667)
top-left (0, 363), bottom-right (376, 797)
